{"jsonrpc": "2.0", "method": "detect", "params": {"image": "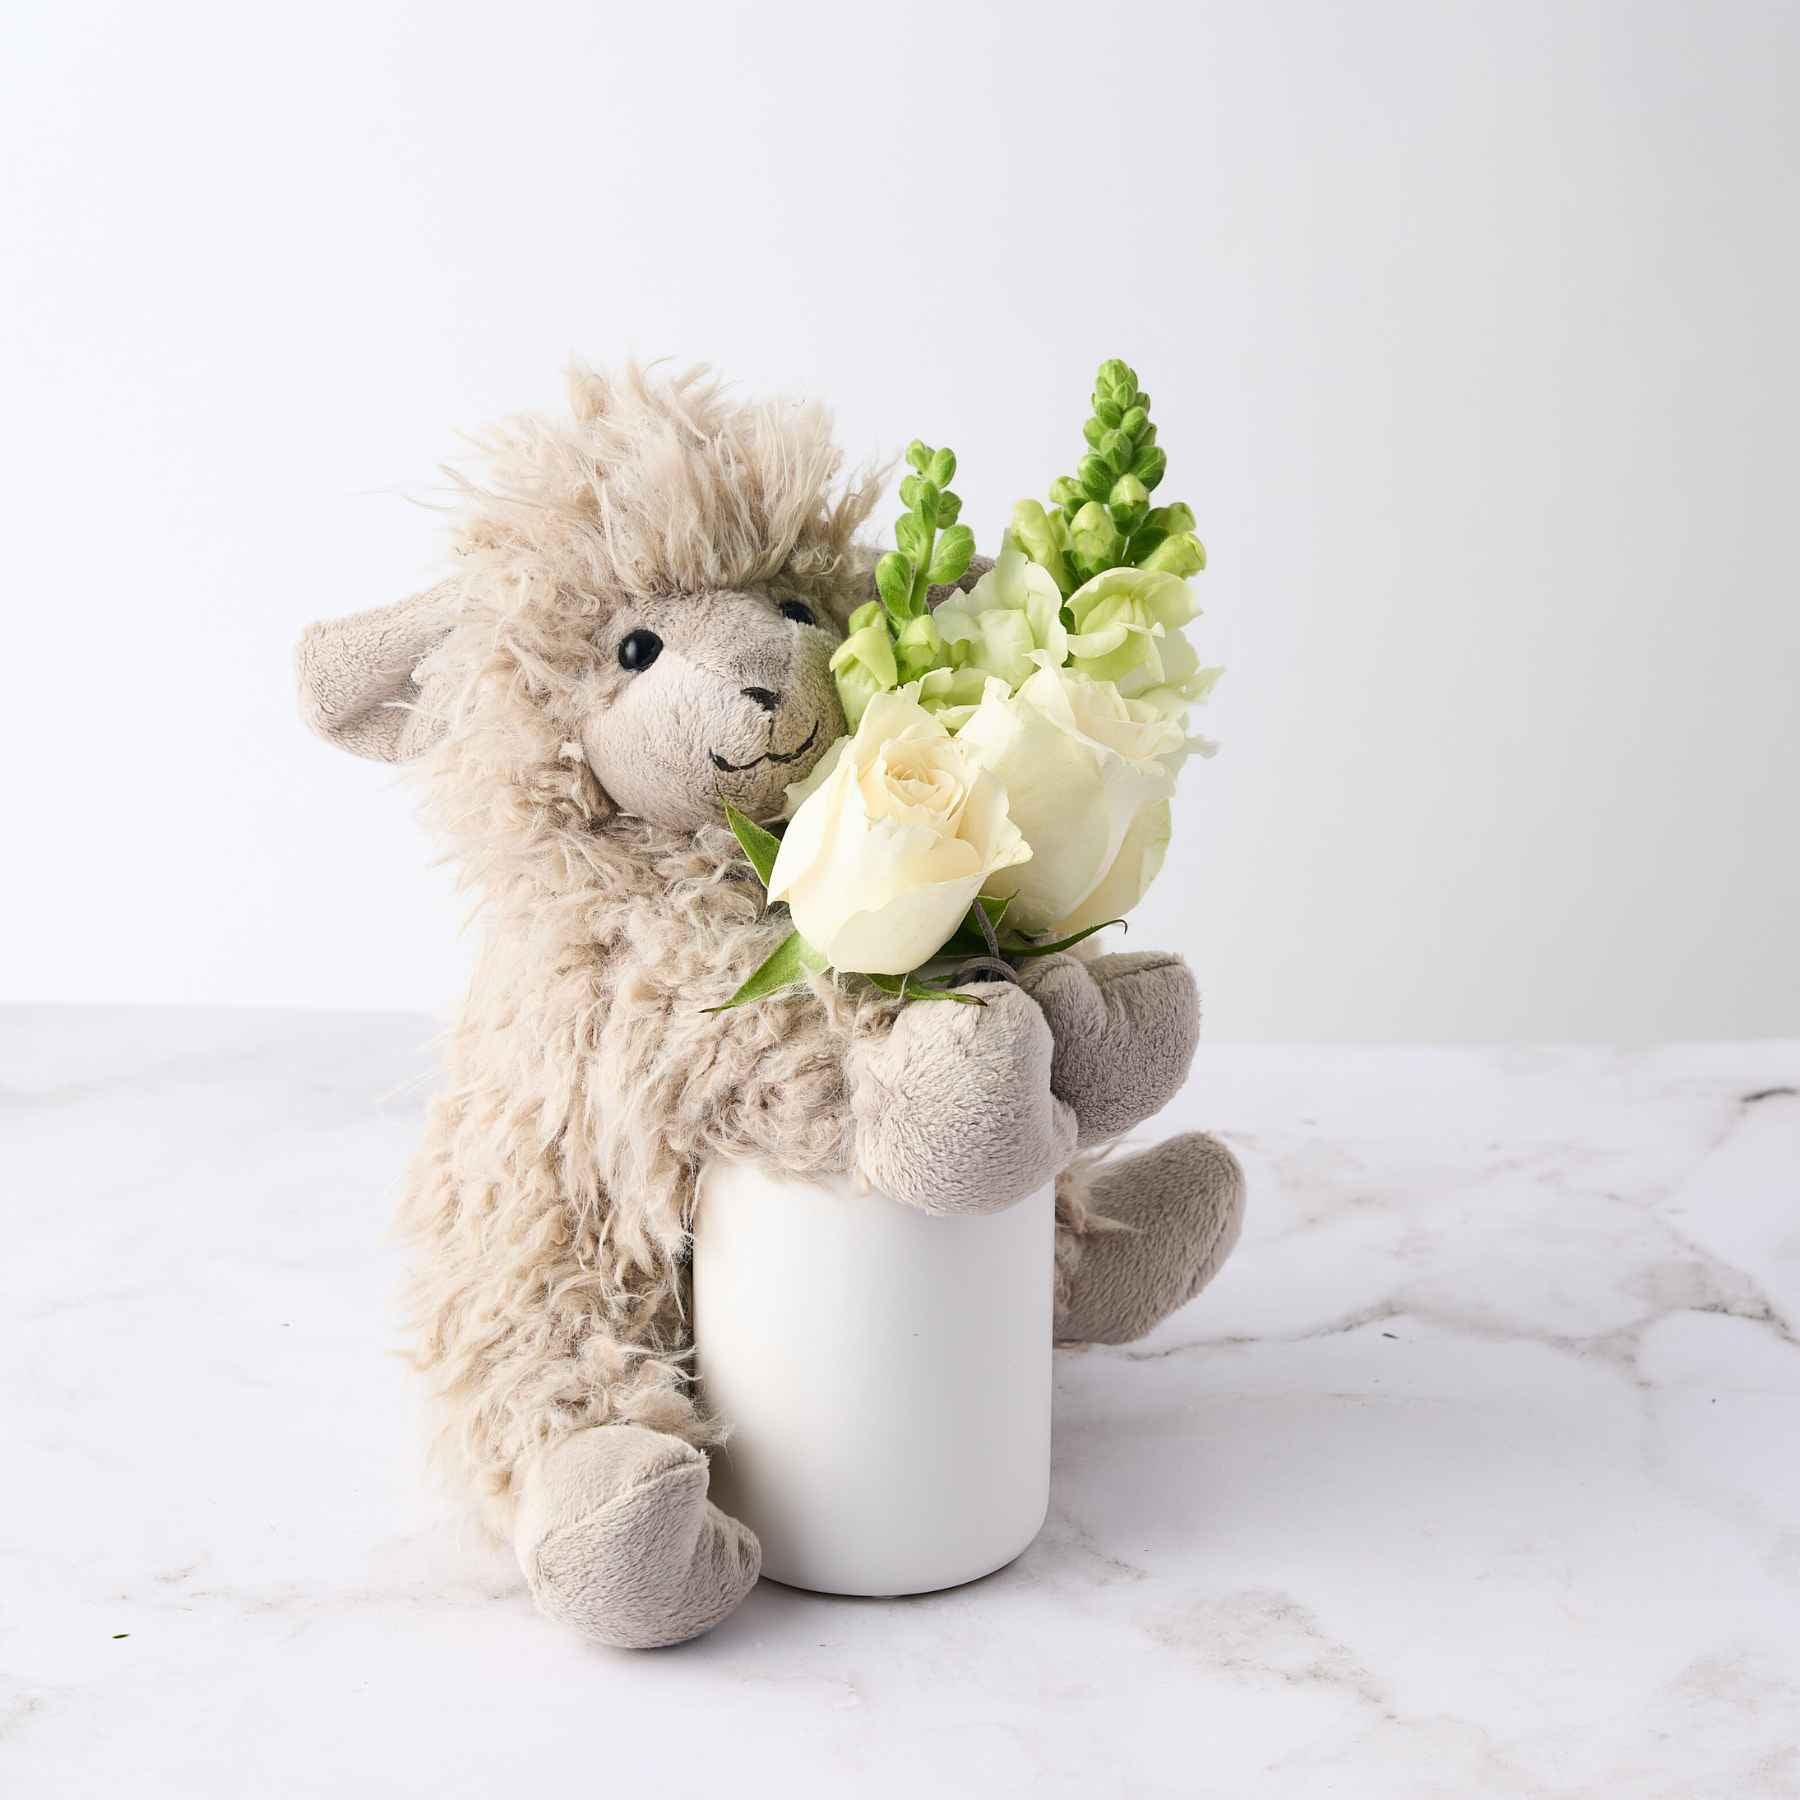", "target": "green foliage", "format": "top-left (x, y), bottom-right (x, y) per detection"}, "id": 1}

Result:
top-left (703, 929), bottom-right (827, 1011)
top-left (1003, 917), bottom-right (1125, 957)
top-left (864, 972), bottom-right (987, 1005)
top-left (934, 892), bottom-right (1121, 965)
top-left (723, 801), bottom-right (781, 890)
top-left (1018, 360), bottom-right (1206, 594)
